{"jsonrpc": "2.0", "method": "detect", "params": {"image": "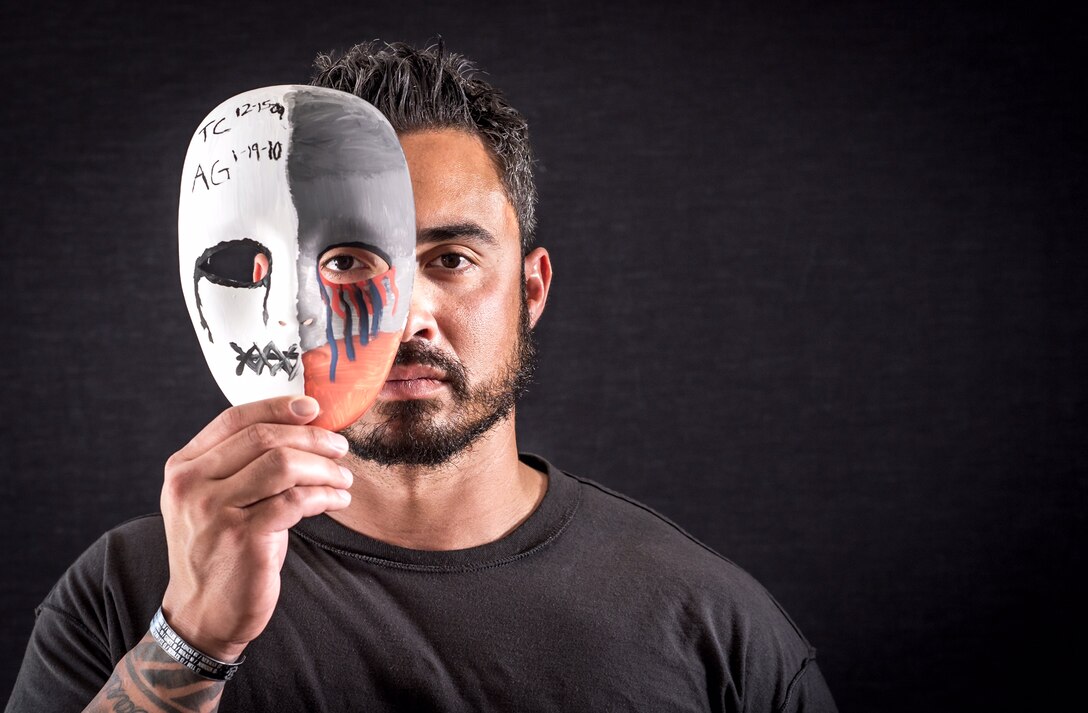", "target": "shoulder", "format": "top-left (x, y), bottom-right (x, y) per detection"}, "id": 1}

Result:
top-left (47, 514), bottom-right (168, 597)
top-left (8, 516), bottom-right (168, 711)
top-left (564, 470), bottom-right (814, 635)
top-left (40, 514), bottom-right (169, 651)
top-left (548, 464), bottom-right (835, 710)
top-left (566, 471), bottom-right (780, 601)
